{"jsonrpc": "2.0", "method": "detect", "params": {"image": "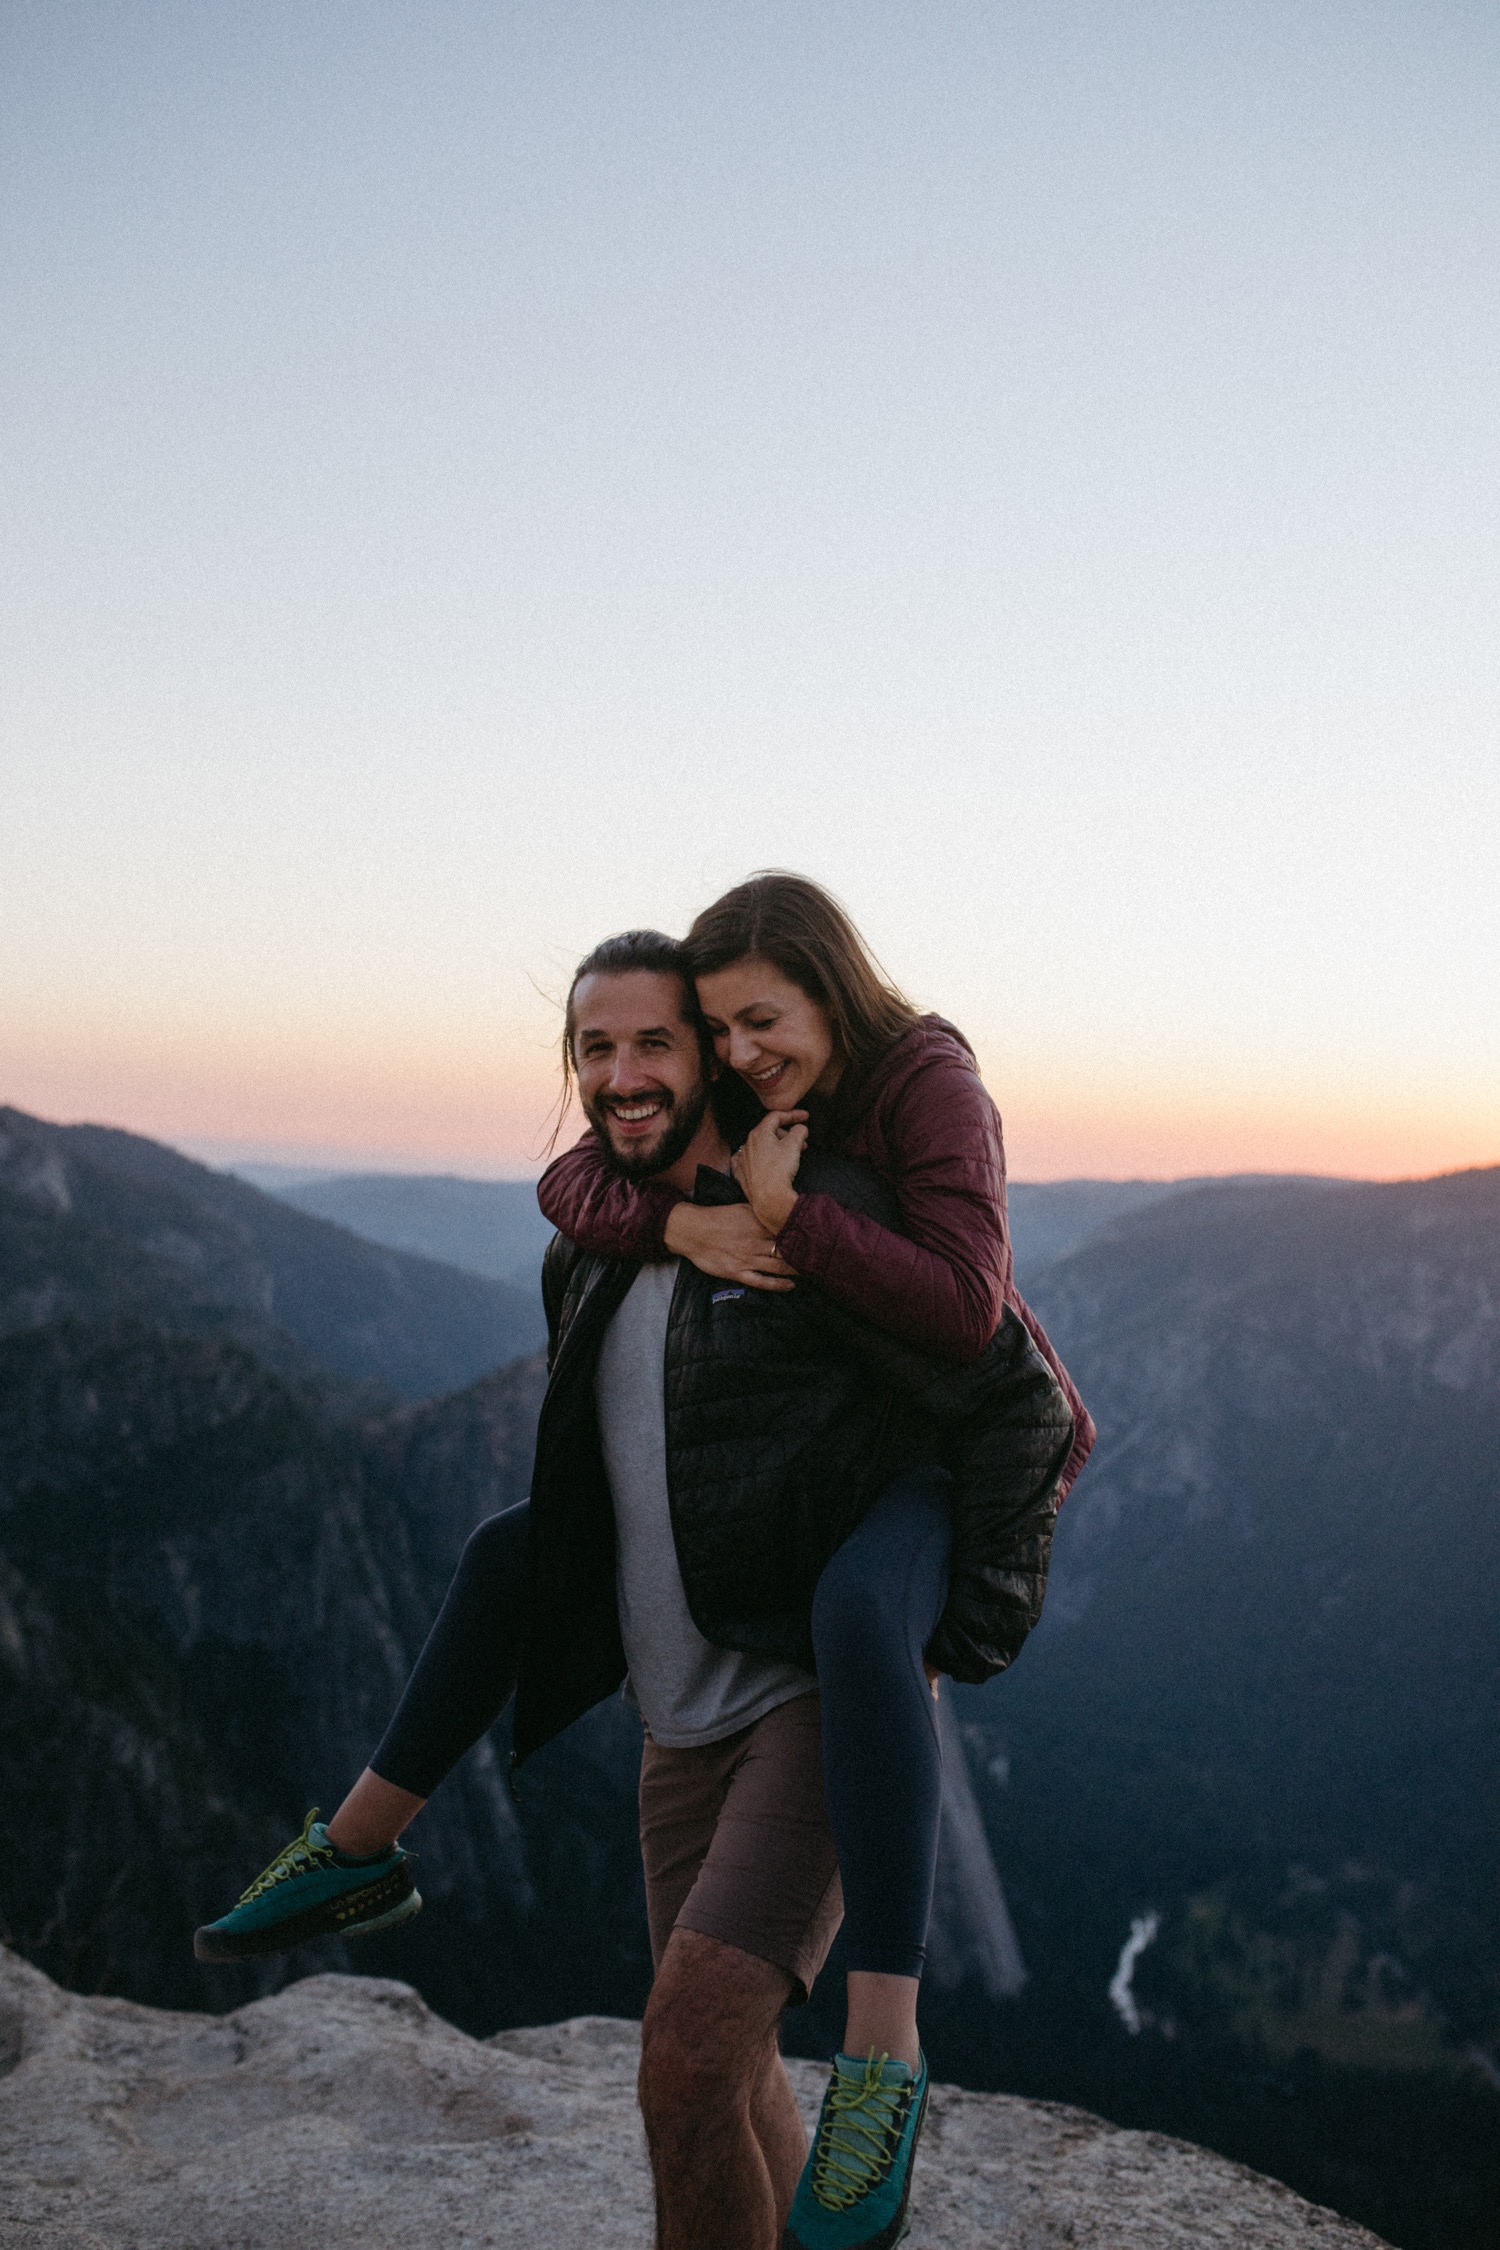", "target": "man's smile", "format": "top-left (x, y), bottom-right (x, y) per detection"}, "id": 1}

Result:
top-left (569, 967), bottom-right (714, 1181)
top-left (601, 1094), bottom-right (670, 1131)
